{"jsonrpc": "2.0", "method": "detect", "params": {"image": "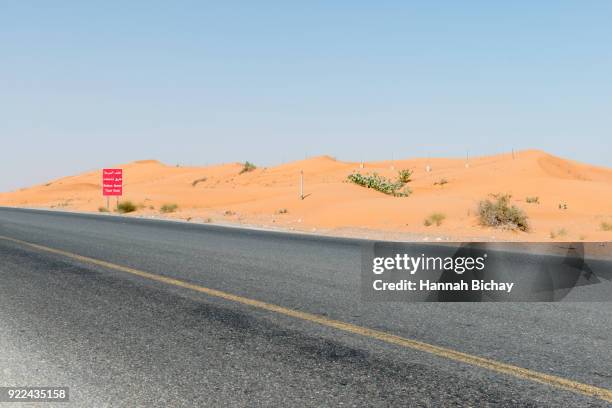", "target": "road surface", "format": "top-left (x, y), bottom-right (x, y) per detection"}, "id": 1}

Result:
top-left (0, 207), bottom-right (610, 407)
